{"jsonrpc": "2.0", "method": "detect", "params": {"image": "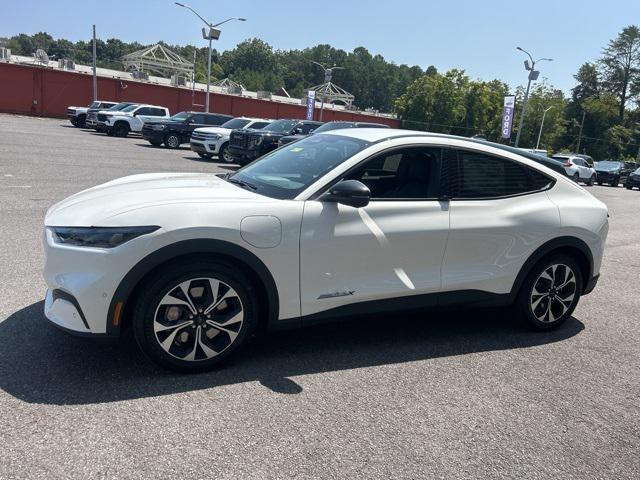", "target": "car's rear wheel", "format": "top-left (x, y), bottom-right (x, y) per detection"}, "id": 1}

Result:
top-left (587, 174), bottom-right (595, 186)
top-left (164, 133), bottom-right (181, 149)
top-left (572, 173), bottom-right (580, 183)
top-left (133, 260), bottom-right (258, 372)
top-left (113, 122), bottom-right (129, 137)
top-left (516, 255), bottom-right (582, 331)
